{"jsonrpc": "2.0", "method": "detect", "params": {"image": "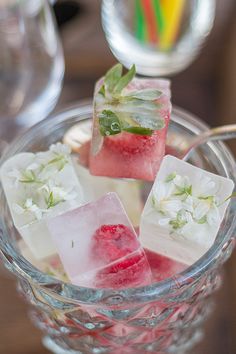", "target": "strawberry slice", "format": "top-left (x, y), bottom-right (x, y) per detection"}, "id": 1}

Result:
top-left (91, 224), bottom-right (139, 263)
top-left (91, 224), bottom-right (151, 288)
top-left (94, 250), bottom-right (150, 288)
top-left (103, 131), bottom-right (159, 156)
